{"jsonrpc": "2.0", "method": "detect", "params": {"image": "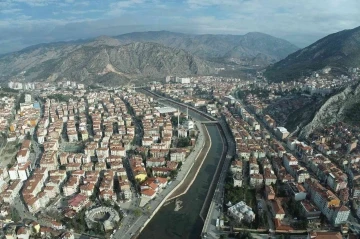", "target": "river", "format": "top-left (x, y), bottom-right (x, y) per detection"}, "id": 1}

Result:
top-left (138, 124), bottom-right (224, 239)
